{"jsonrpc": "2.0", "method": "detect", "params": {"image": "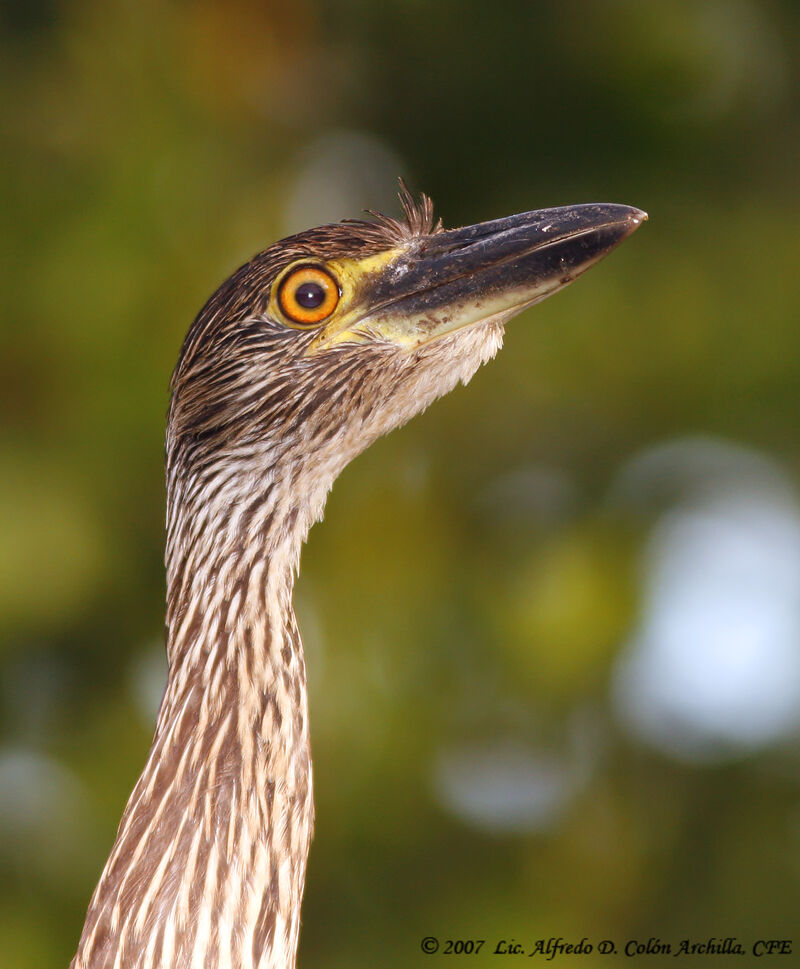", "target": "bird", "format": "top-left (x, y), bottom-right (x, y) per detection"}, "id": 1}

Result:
top-left (70, 183), bottom-right (645, 969)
